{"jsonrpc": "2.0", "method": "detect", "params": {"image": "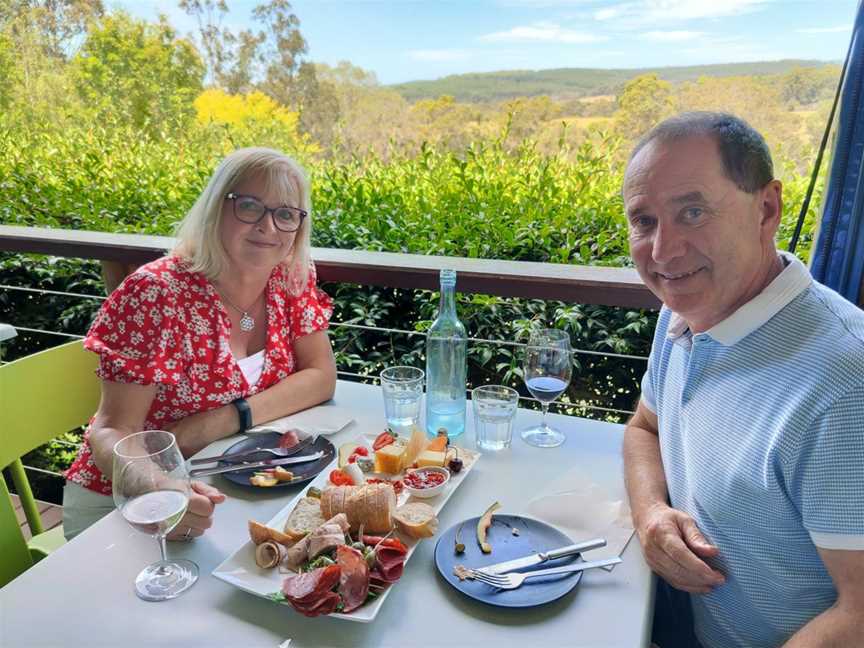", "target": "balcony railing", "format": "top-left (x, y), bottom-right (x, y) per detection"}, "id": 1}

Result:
top-left (0, 224), bottom-right (658, 484)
